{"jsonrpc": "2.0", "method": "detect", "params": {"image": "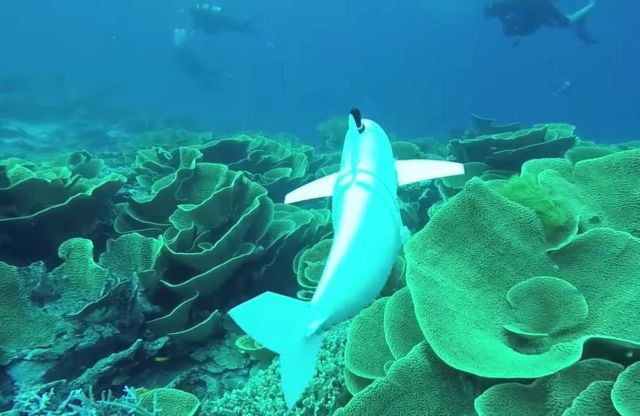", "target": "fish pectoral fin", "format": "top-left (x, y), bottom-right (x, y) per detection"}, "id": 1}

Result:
top-left (395, 159), bottom-right (465, 186)
top-left (284, 173), bottom-right (338, 204)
